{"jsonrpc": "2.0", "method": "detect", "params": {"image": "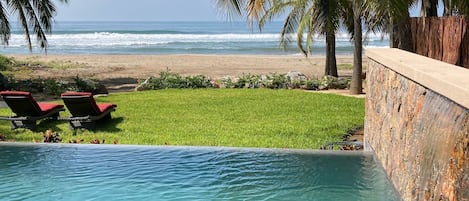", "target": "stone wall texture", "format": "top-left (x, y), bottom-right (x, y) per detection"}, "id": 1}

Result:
top-left (365, 60), bottom-right (469, 201)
